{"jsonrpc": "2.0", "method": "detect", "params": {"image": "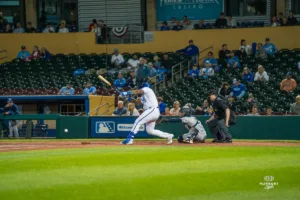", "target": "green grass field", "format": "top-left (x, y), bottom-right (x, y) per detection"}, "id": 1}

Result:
top-left (1, 145), bottom-right (300, 200)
